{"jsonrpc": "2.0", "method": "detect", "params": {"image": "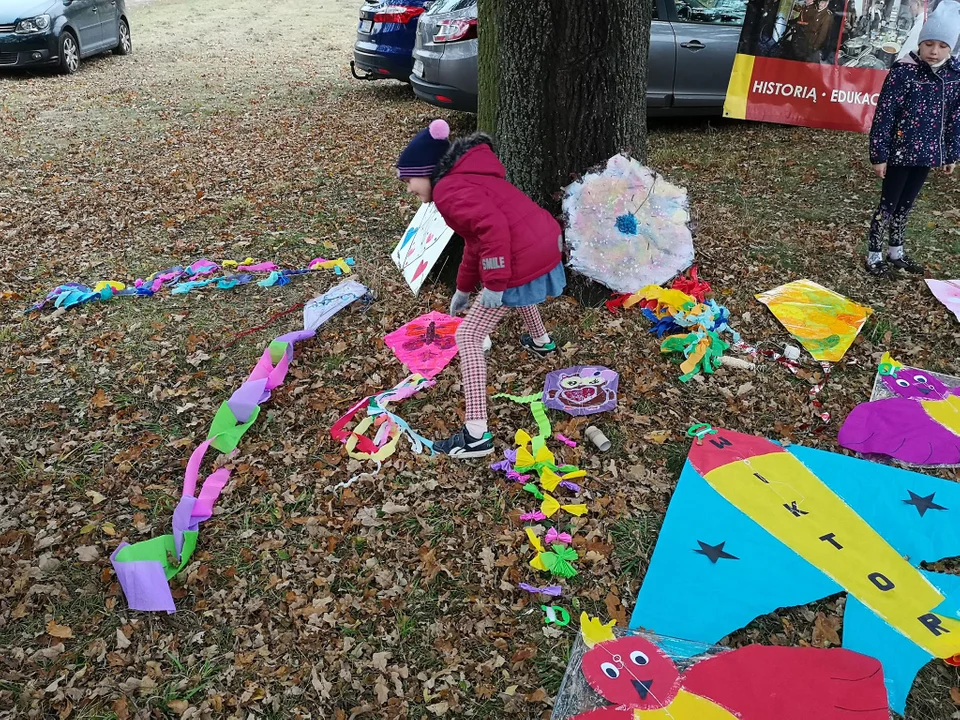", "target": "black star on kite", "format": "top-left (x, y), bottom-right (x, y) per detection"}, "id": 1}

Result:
top-left (694, 540), bottom-right (739, 563)
top-left (903, 491), bottom-right (947, 518)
